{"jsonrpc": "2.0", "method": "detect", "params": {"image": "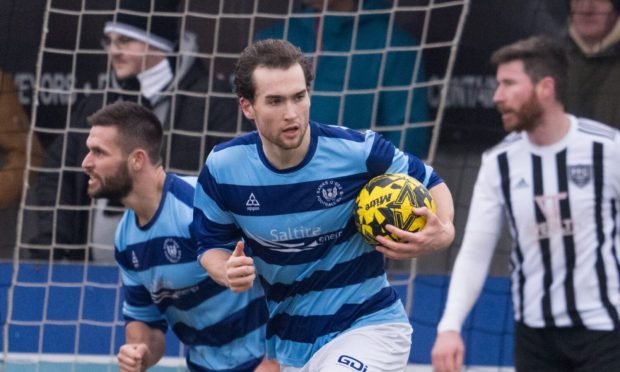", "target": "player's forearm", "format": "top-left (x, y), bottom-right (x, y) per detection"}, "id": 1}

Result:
top-left (429, 182), bottom-right (455, 248)
top-left (199, 249), bottom-right (232, 287)
top-left (437, 230), bottom-right (497, 332)
top-left (125, 321), bottom-right (165, 369)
